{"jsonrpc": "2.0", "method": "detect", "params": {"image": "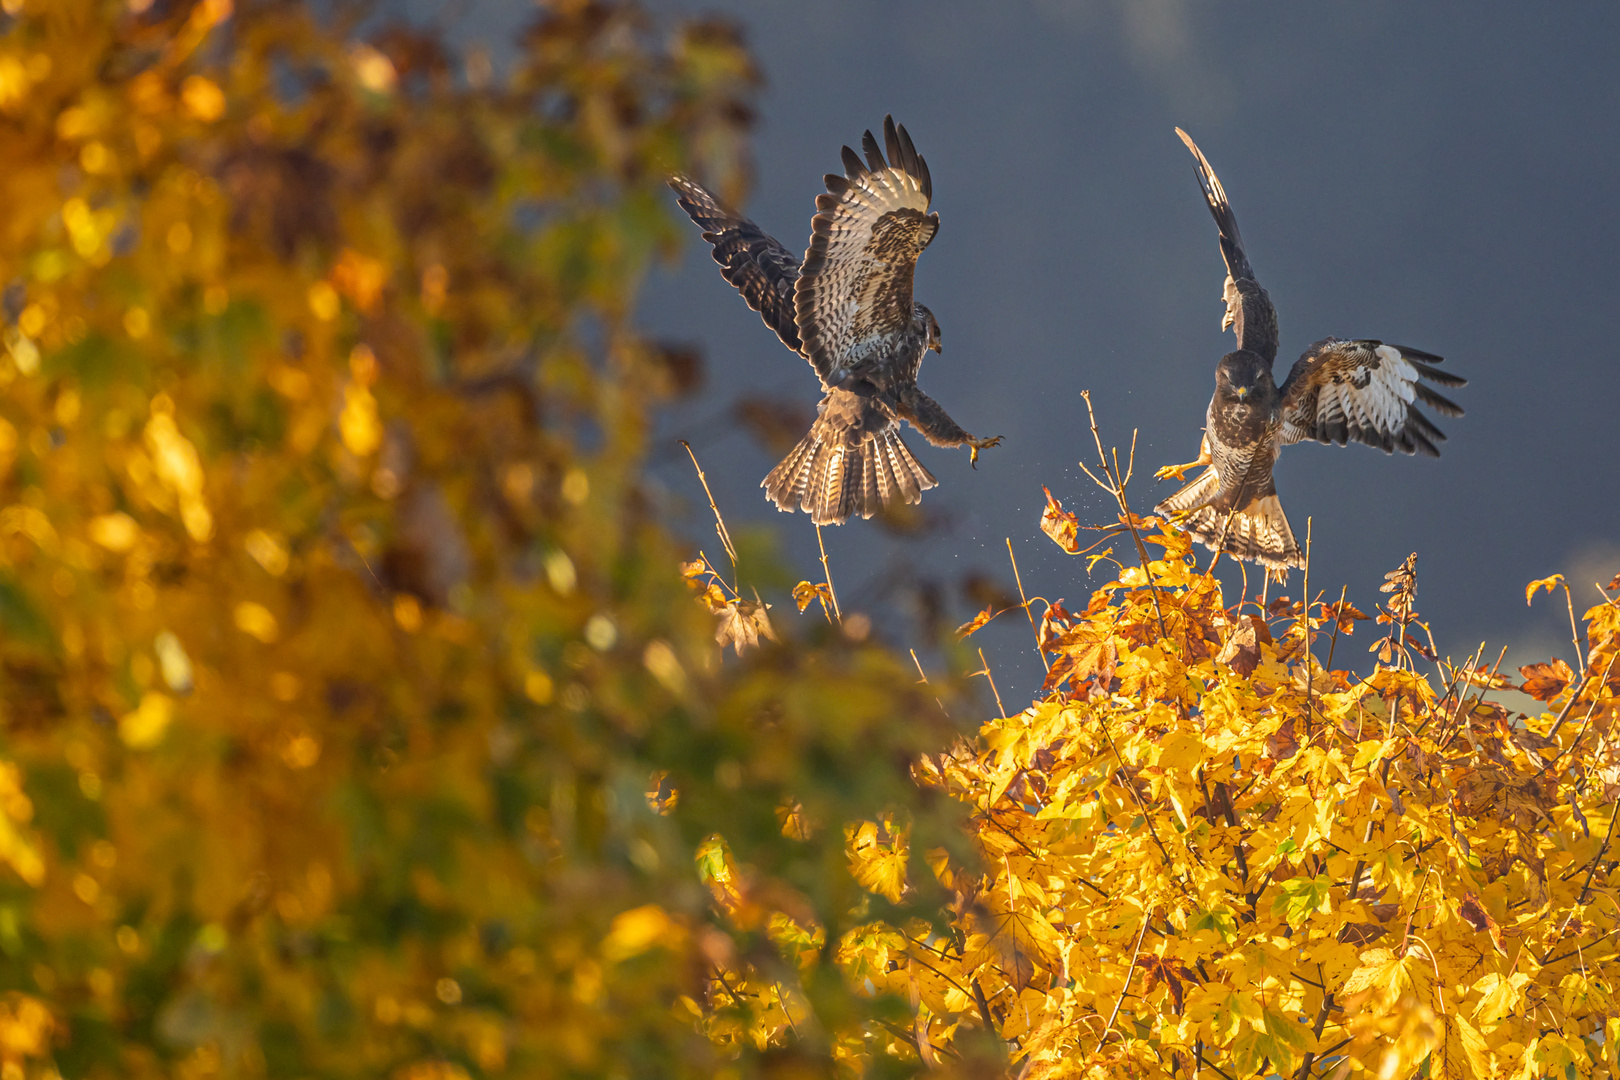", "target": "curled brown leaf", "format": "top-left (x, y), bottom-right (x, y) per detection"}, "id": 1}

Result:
top-left (1039, 487), bottom-right (1080, 554)
top-left (1517, 658), bottom-right (1574, 702)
